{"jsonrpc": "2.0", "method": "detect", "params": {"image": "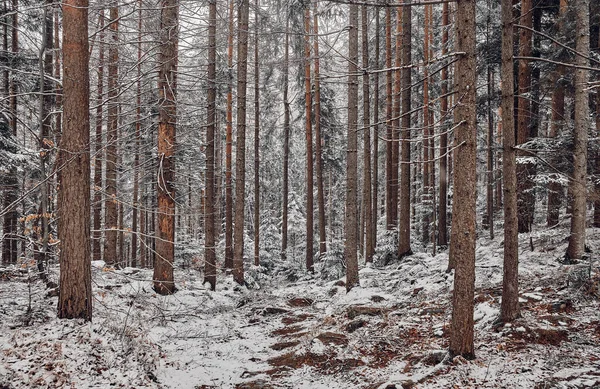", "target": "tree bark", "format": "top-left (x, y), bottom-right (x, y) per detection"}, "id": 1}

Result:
top-left (313, 0), bottom-right (327, 257)
top-left (345, 4), bottom-right (359, 292)
top-left (362, 5), bottom-right (373, 263)
top-left (372, 8), bottom-right (380, 251)
top-left (516, 0), bottom-right (535, 233)
top-left (2, 0), bottom-right (18, 265)
top-left (449, 0), bottom-right (477, 359)
top-left (304, 5), bottom-right (314, 272)
top-left (282, 15), bottom-right (290, 260)
top-left (225, 0), bottom-right (234, 270)
top-left (392, 6), bottom-right (401, 232)
top-left (438, 2), bottom-right (449, 248)
top-left (92, 11), bottom-right (104, 263)
top-left (500, 0), bottom-right (520, 323)
top-left (104, 3), bottom-right (119, 268)
top-left (385, 8), bottom-right (393, 230)
top-left (566, 0), bottom-right (589, 261)
top-left (154, 0), bottom-right (178, 294)
top-left (398, 1), bottom-right (412, 258)
top-left (253, 0), bottom-right (260, 267)
top-left (422, 3), bottom-right (431, 245)
top-left (131, 0), bottom-right (143, 268)
top-left (547, 0), bottom-right (568, 227)
top-left (204, 0), bottom-right (217, 291)
top-left (233, 0), bottom-right (249, 285)
top-left (58, 0), bottom-right (92, 321)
